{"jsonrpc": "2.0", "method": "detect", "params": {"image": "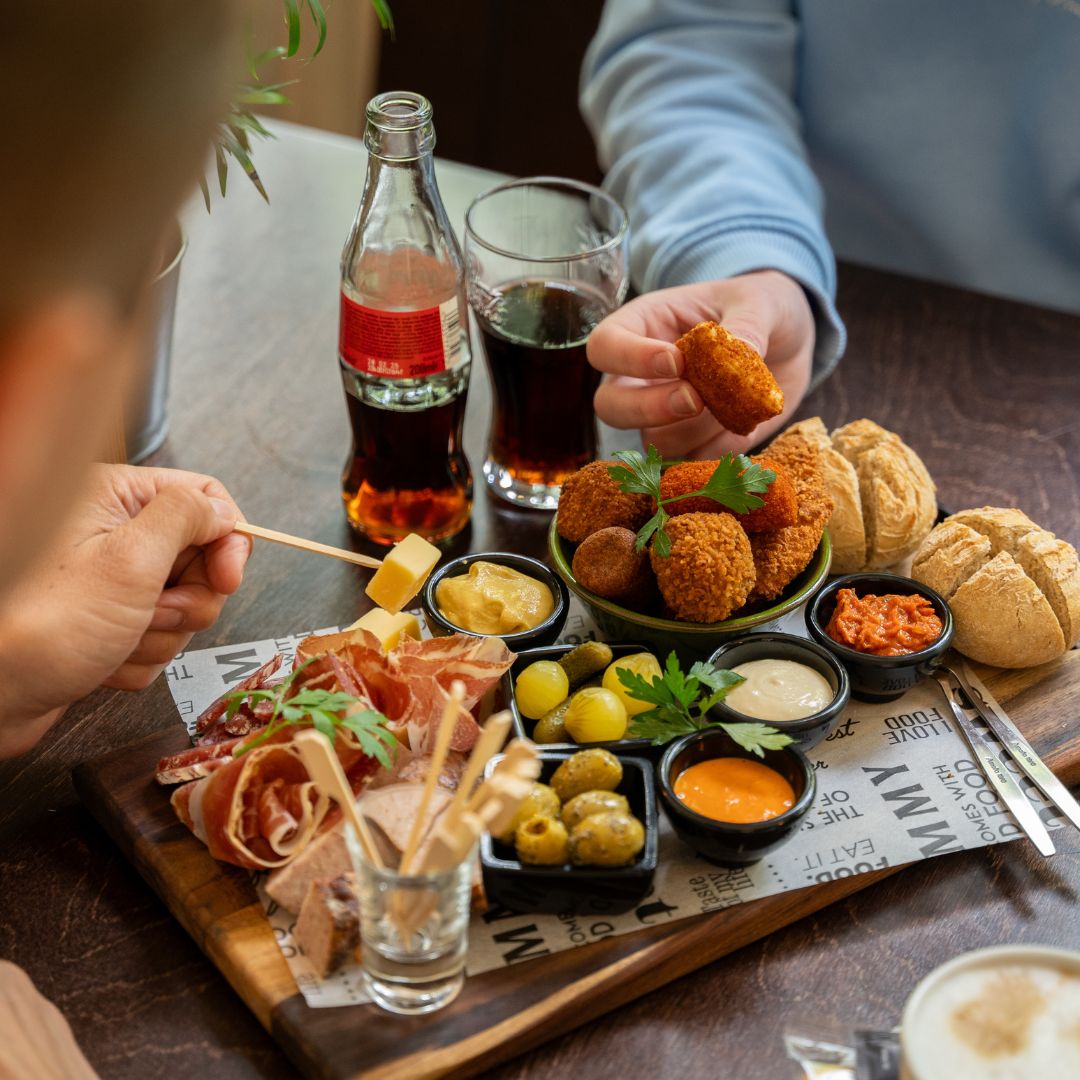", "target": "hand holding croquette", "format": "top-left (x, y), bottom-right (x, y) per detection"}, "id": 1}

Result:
top-left (586, 273), bottom-right (815, 458)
